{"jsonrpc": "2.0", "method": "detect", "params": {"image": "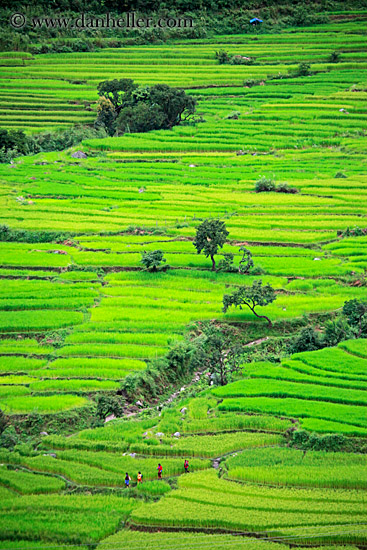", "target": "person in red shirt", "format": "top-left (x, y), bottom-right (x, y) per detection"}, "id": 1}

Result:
top-left (184, 459), bottom-right (189, 473)
top-left (157, 463), bottom-right (163, 479)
